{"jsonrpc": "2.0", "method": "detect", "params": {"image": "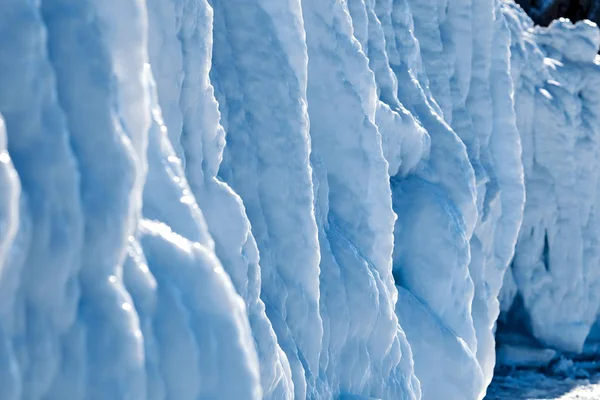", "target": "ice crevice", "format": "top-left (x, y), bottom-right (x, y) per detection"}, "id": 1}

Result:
top-left (0, 0), bottom-right (599, 399)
